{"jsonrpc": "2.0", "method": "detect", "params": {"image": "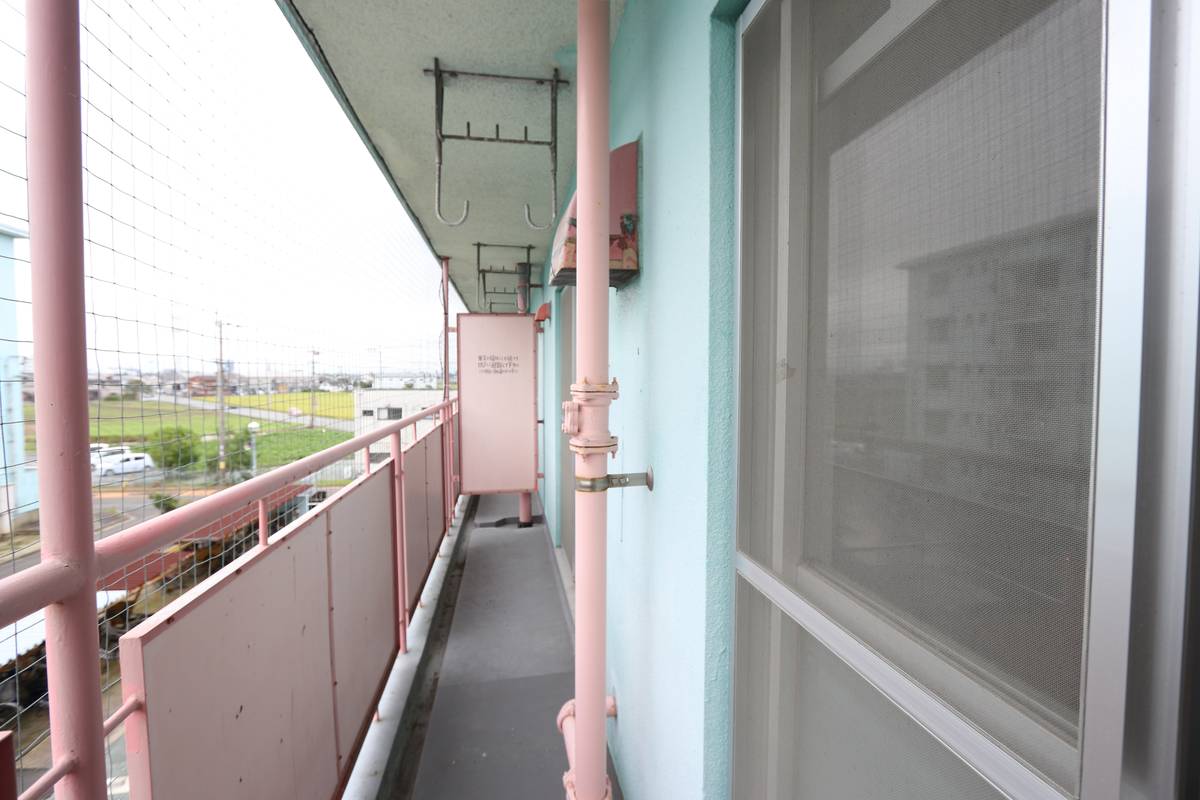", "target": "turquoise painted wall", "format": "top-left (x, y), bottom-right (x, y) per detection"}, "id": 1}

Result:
top-left (538, 281), bottom-right (566, 545)
top-left (539, 2), bottom-right (744, 797)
